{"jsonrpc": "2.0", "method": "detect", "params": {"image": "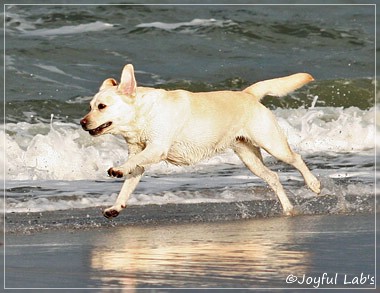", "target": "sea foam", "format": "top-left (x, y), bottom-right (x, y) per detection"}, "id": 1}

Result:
top-left (3, 106), bottom-right (377, 181)
top-left (136, 18), bottom-right (237, 31)
top-left (21, 21), bottom-right (114, 37)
